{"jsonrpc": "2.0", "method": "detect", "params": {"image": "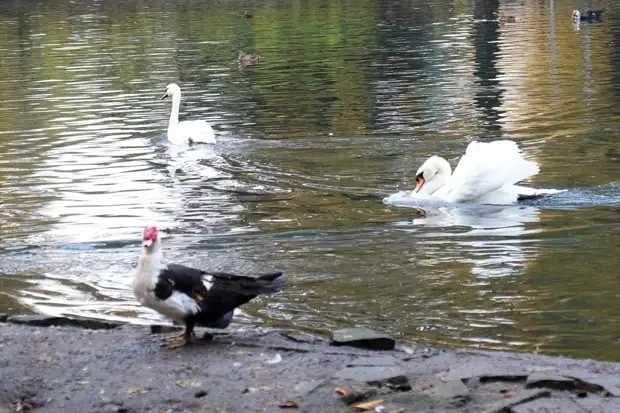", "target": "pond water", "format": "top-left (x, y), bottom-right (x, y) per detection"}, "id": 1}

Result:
top-left (1, 0), bottom-right (619, 360)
